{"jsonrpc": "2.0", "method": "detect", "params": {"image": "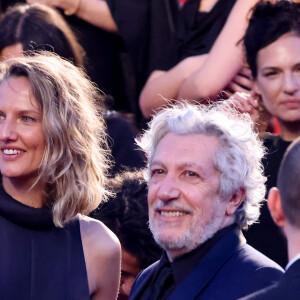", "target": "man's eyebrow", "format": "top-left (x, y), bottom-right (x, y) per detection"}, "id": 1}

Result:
top-left (150, 160), bottom-right (209, 175)
top-left (150, 160), bottom-right (164, 167)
